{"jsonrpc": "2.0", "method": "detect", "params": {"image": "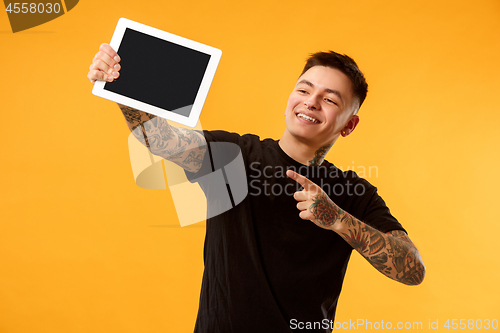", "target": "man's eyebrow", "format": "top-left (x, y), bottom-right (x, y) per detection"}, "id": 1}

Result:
top-left (297, 79), bottom-right (344, 102)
